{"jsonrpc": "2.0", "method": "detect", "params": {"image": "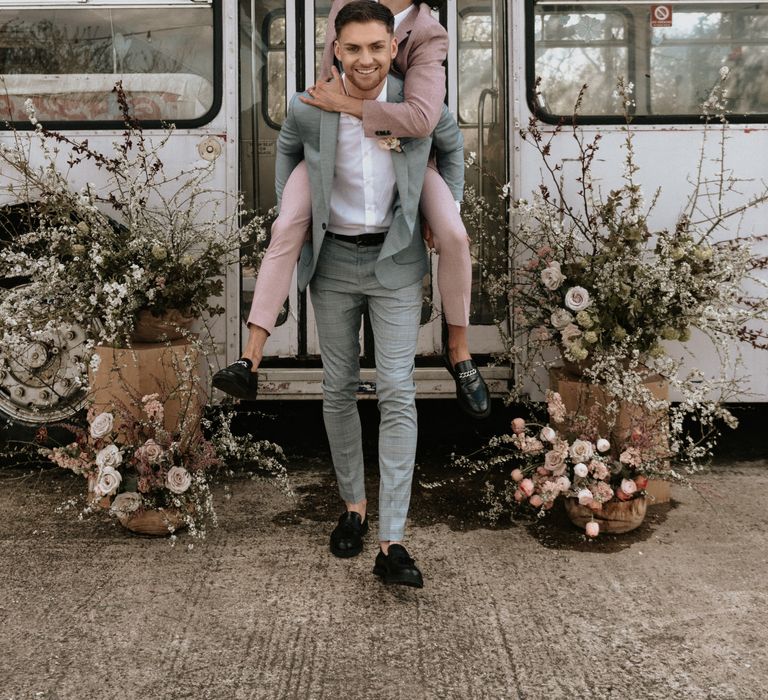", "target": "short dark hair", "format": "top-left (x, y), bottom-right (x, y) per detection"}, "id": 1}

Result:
top-left (334, 1), bottom-right (395, 38)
